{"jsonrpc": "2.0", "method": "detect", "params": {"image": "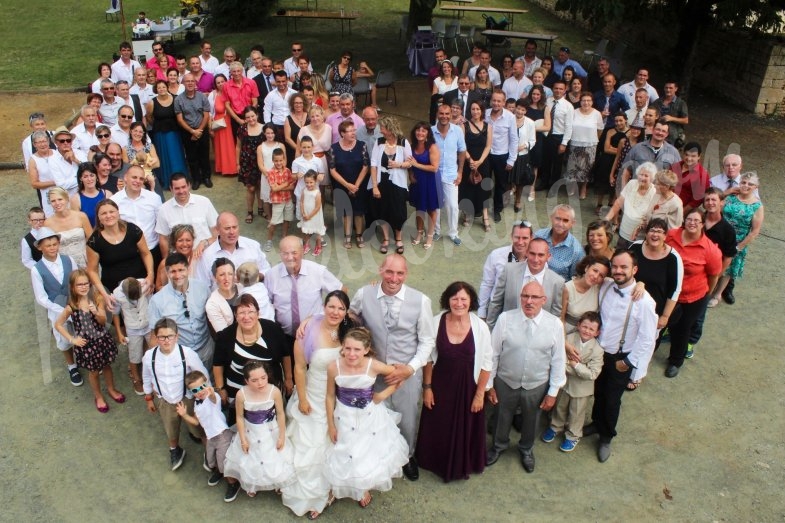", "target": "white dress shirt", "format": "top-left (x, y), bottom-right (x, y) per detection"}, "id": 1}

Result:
top-left (597, 279), bottom-right (658, 381)
top-left (547, 97), bottom-right (574, 145)
top-left (502, 75), bottom-right (533, 101)
top-left (110, 58), bottom-right (141, 85)
top-left (517, 116), bottom-right (536, 155)
top-left (99, 98), bottom-right (123, 126)
top-left (129, 83), bottom-right (155, 105)
top-left (31, 255), bottom-right (78, 320)
top-left (111, 188), bottom-right (163, 249)
top-left (193, 391), bottom-right (229, 439)
top-left (71, 124), bottom-right (99, 157)
top-left (142, 344), bottom-right (208, 403)
top-left (485, 108), bottom-right (519, 166)
top-left (350, 284), bottom-right (436, 372)
top-left (49, 150), bottom-right (85, 196)
top-left (155, 194), bottom-right (219, 245)
top-left (478, 245), bottom-right (520, 318)
top-left (618, 81), bottom-right (659, 109)
top-left (468, 65), bottom-right (502, 86)
top-left (110, 125), bottom-right (129, 147)
top-left (263, 88), bottom-right (294, 126)
top-left (239, 282), bottom-right (276, 321)
top-left (200, 55), bottom-right (220, 74)
top-left (197, 237), bottom-right (271, 290)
